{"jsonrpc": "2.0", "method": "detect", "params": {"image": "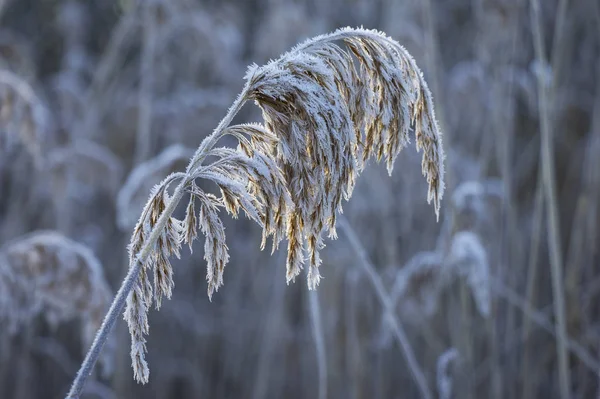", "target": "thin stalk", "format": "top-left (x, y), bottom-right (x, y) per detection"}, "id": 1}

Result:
top-left (521, 170), bottom-right (544, 399)
top-left (529, 1), bottom-right (571, 398)
top-left (81, 7), bottom-right (139, 140)
top-left (492, 278), bottom-right (600, 373)
top-left (549, 0), bottom-right (570, 99)
top-left (86, 8), bottom-right (138, 99)
top-left (421, 0), bottom-right (453, 193)
top-left (187, 89), bottom-right (249, 172)
top-left (458, 280), bottom-right (474, 399)
top-left (251, 259), bottom-right (286, 399)
top-left (589, 55), bottom-right (600, 396)
top-left (488, 296), bottom-right (501, 399)
top-left (565, 196), bottom-right (587, 309)
top-left (338, 216), bottom-right (432, 399)
top-left (523, 0), bottom-right (570, 396)
top-left (66, 180), bottom-right (186, 399)
top-left (134, 0), bottom-right (158, 164)
top-left (66, 89), bottom-right (249, 399)
top-left (308, 289), bottom-right (327, 399)
top-left (496, 20), bottom-right (521, 399)
top-left (345, 271), bottom-right (363, 399)
top-left (421, 0), bottom-right (446, 134)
